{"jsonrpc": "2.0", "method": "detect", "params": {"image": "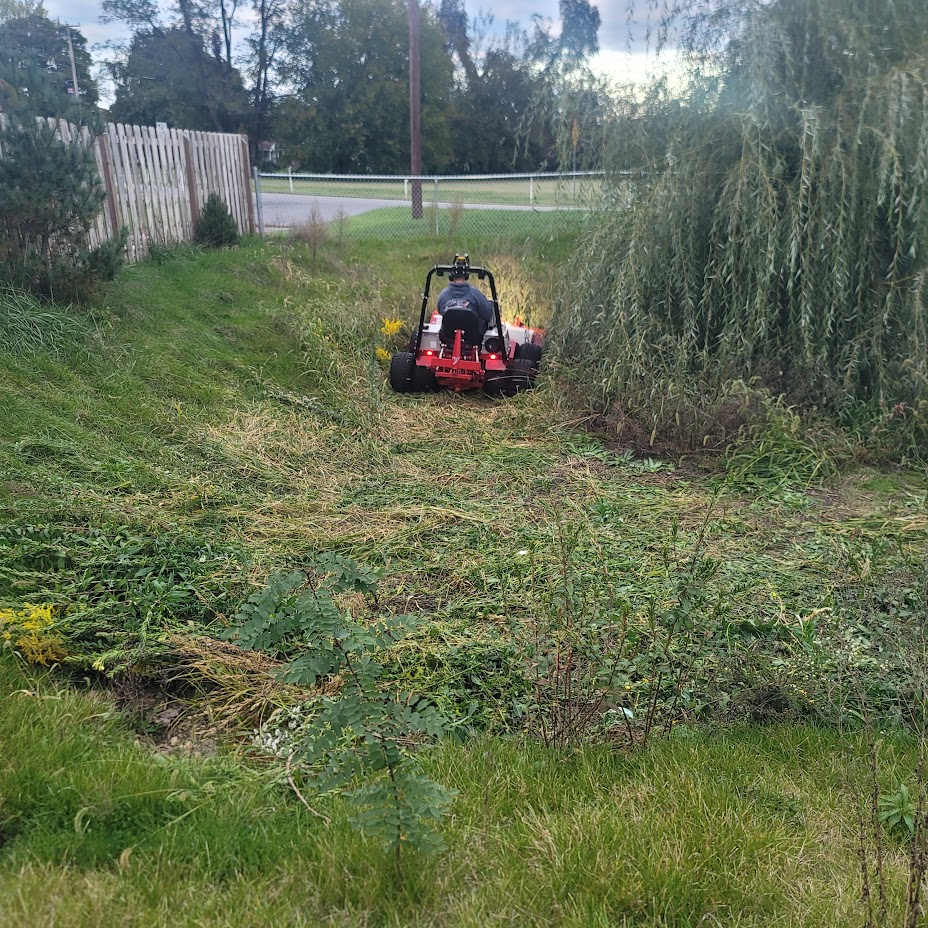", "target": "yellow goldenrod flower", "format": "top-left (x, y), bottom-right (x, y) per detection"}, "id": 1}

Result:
top-left (380, 318), bottom-right (403, 337)
top-left (375, 347), bottom-right (392, 363)
top-left (0, 602), bottom-right (66, 666)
